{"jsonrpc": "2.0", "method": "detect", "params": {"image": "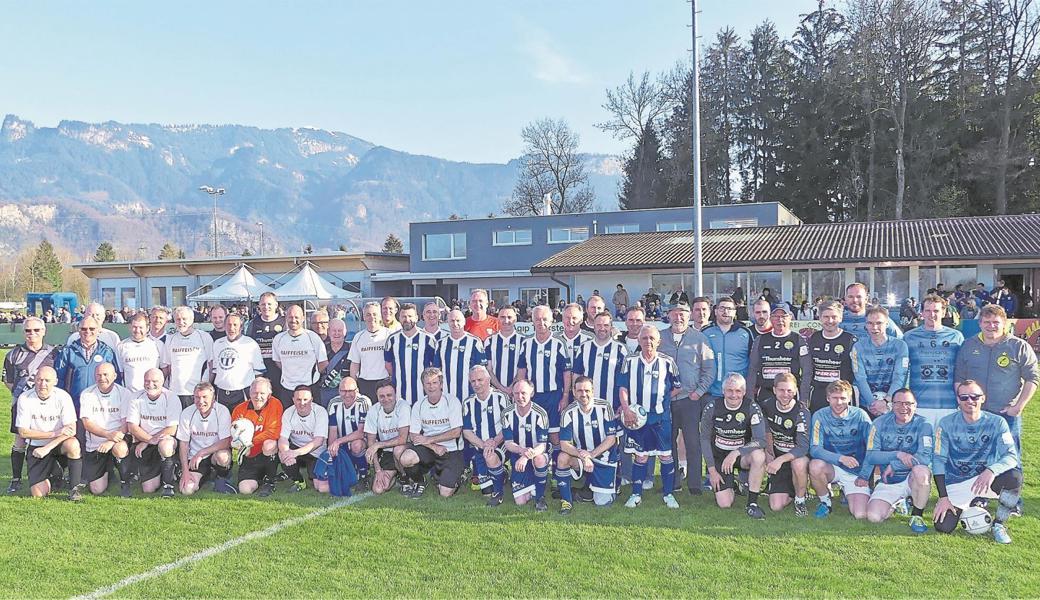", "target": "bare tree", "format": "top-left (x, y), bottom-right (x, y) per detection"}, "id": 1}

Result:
top-left (596, 71), bottom-right (672, 141)
top-left (504, 118), bottom-right (595, 215)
